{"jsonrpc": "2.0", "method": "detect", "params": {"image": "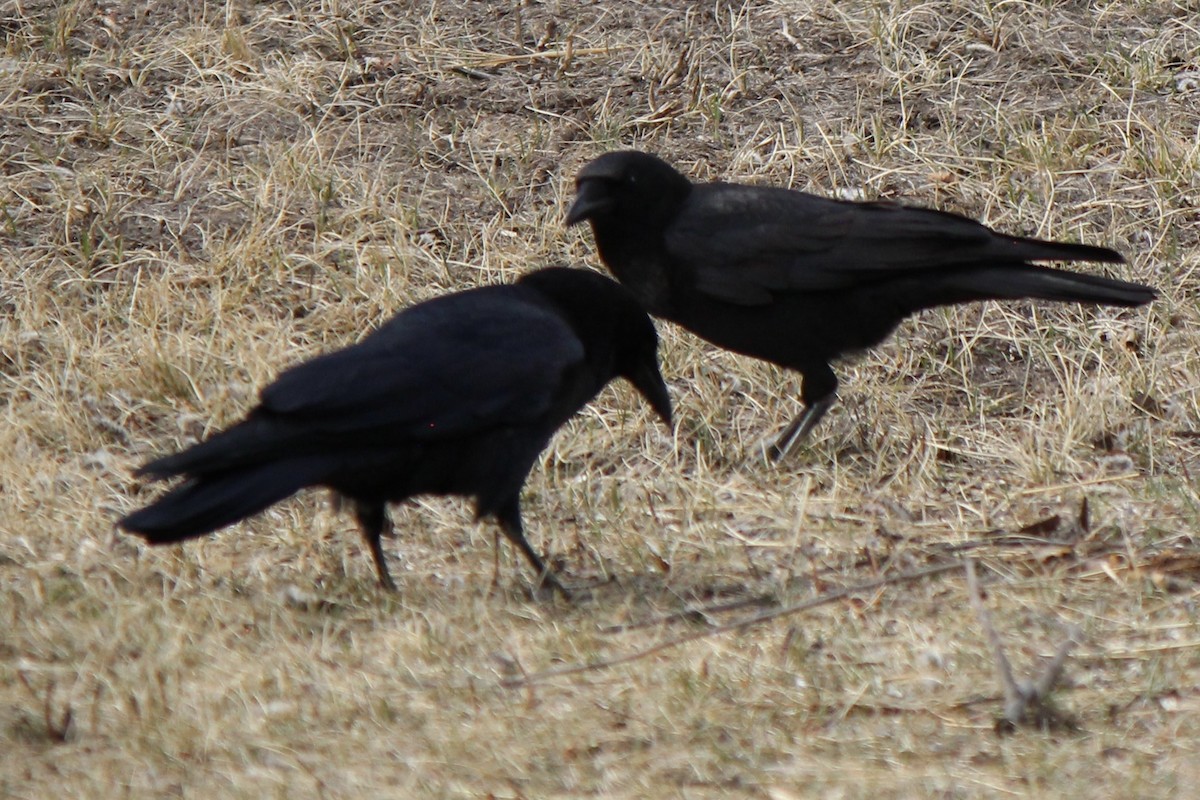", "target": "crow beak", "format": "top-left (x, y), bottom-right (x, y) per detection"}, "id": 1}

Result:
top-left (566, 180), bottom-right (614, 226)
top-left (629, 361), bottom-right (673, 428)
